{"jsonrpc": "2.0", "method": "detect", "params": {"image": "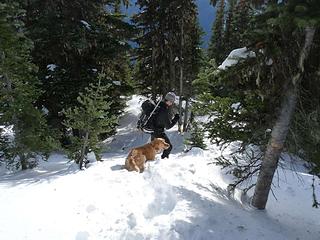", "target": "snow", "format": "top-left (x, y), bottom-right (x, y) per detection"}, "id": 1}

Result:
top-left (231, 102), bottom-right (241, 111)
top-left (0, 95), bottom-right (319, 240)
top-left (266, 58), bottom-right (273, 66)
top-left (80, 20), bottom-right (91, 30)
top-left (112, 81), bottom-right (121, 86)
top-left (218, 47), bottom-right (256, 70)
top-left (0, 125), bottom-right (14, 138)
top-left (47, 64), bottom-right (57, 71)
top-left (41, 106), bottom-right (49, 115)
